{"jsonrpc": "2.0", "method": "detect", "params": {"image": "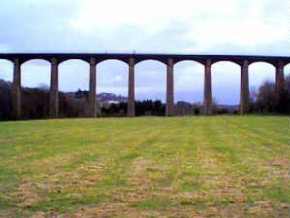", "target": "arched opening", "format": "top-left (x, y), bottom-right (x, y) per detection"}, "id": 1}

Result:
top-left (285, 64), bottom-right (290, 79)
top-left (0, 59), bottom-right (13, 82)
top-left (283, 64), bottom-right (290, 114)
top-left (135, 60), bottom-right (166, 116)
top-left (21, 59), bottom-right (50, 119)
top-left (174, 61), bottom-right (204, 115)
top-left (0, 59), bottom-right (13, 120)
top-left (58, 59), bottom-right (89, 118)
top-left (249, 62), bottom-right (275, 102)
top-left (21, 59), bottom-right (50, 89)
top-left (97, 60), bottom-right (128, 117)
top-left (212, 61), bottom-right (241, 113)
